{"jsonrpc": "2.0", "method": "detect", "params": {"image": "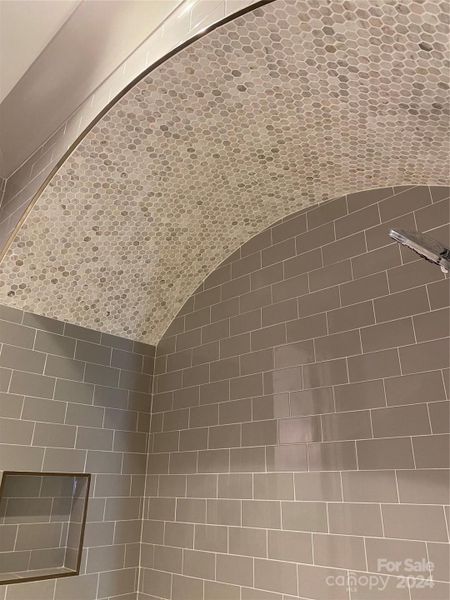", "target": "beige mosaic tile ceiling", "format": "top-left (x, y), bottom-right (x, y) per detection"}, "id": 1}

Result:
top-left (1, 0), bottom-right (449, 343)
